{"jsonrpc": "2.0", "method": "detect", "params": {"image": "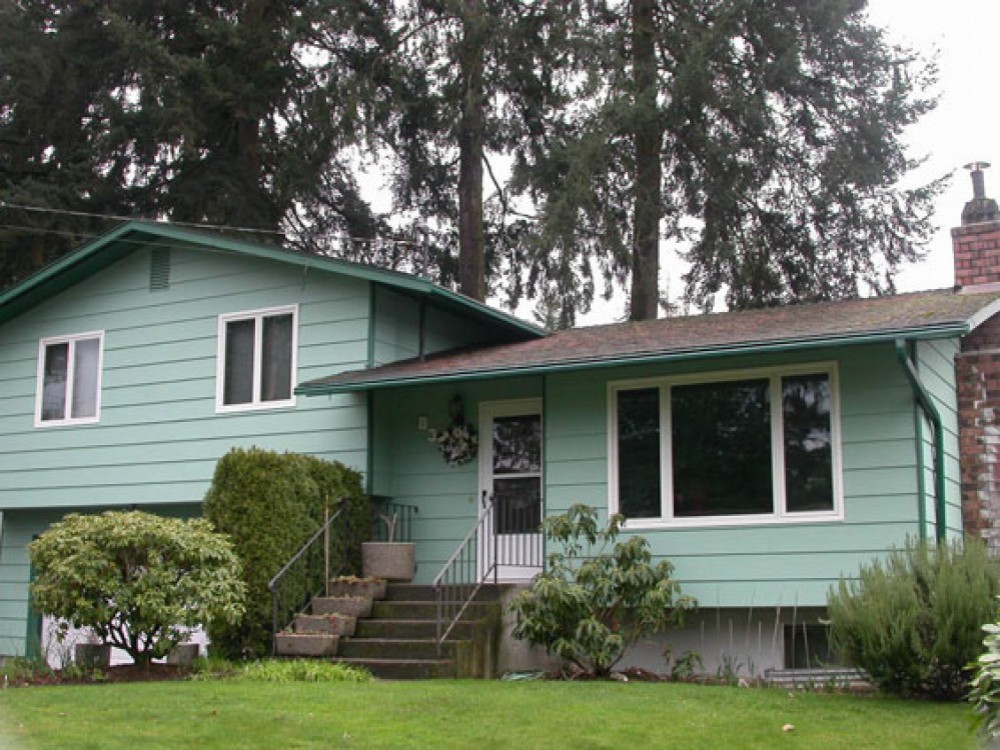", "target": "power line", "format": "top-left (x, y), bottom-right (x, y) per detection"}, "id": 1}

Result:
top-left (0, 200), bottom-right (422, 247)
